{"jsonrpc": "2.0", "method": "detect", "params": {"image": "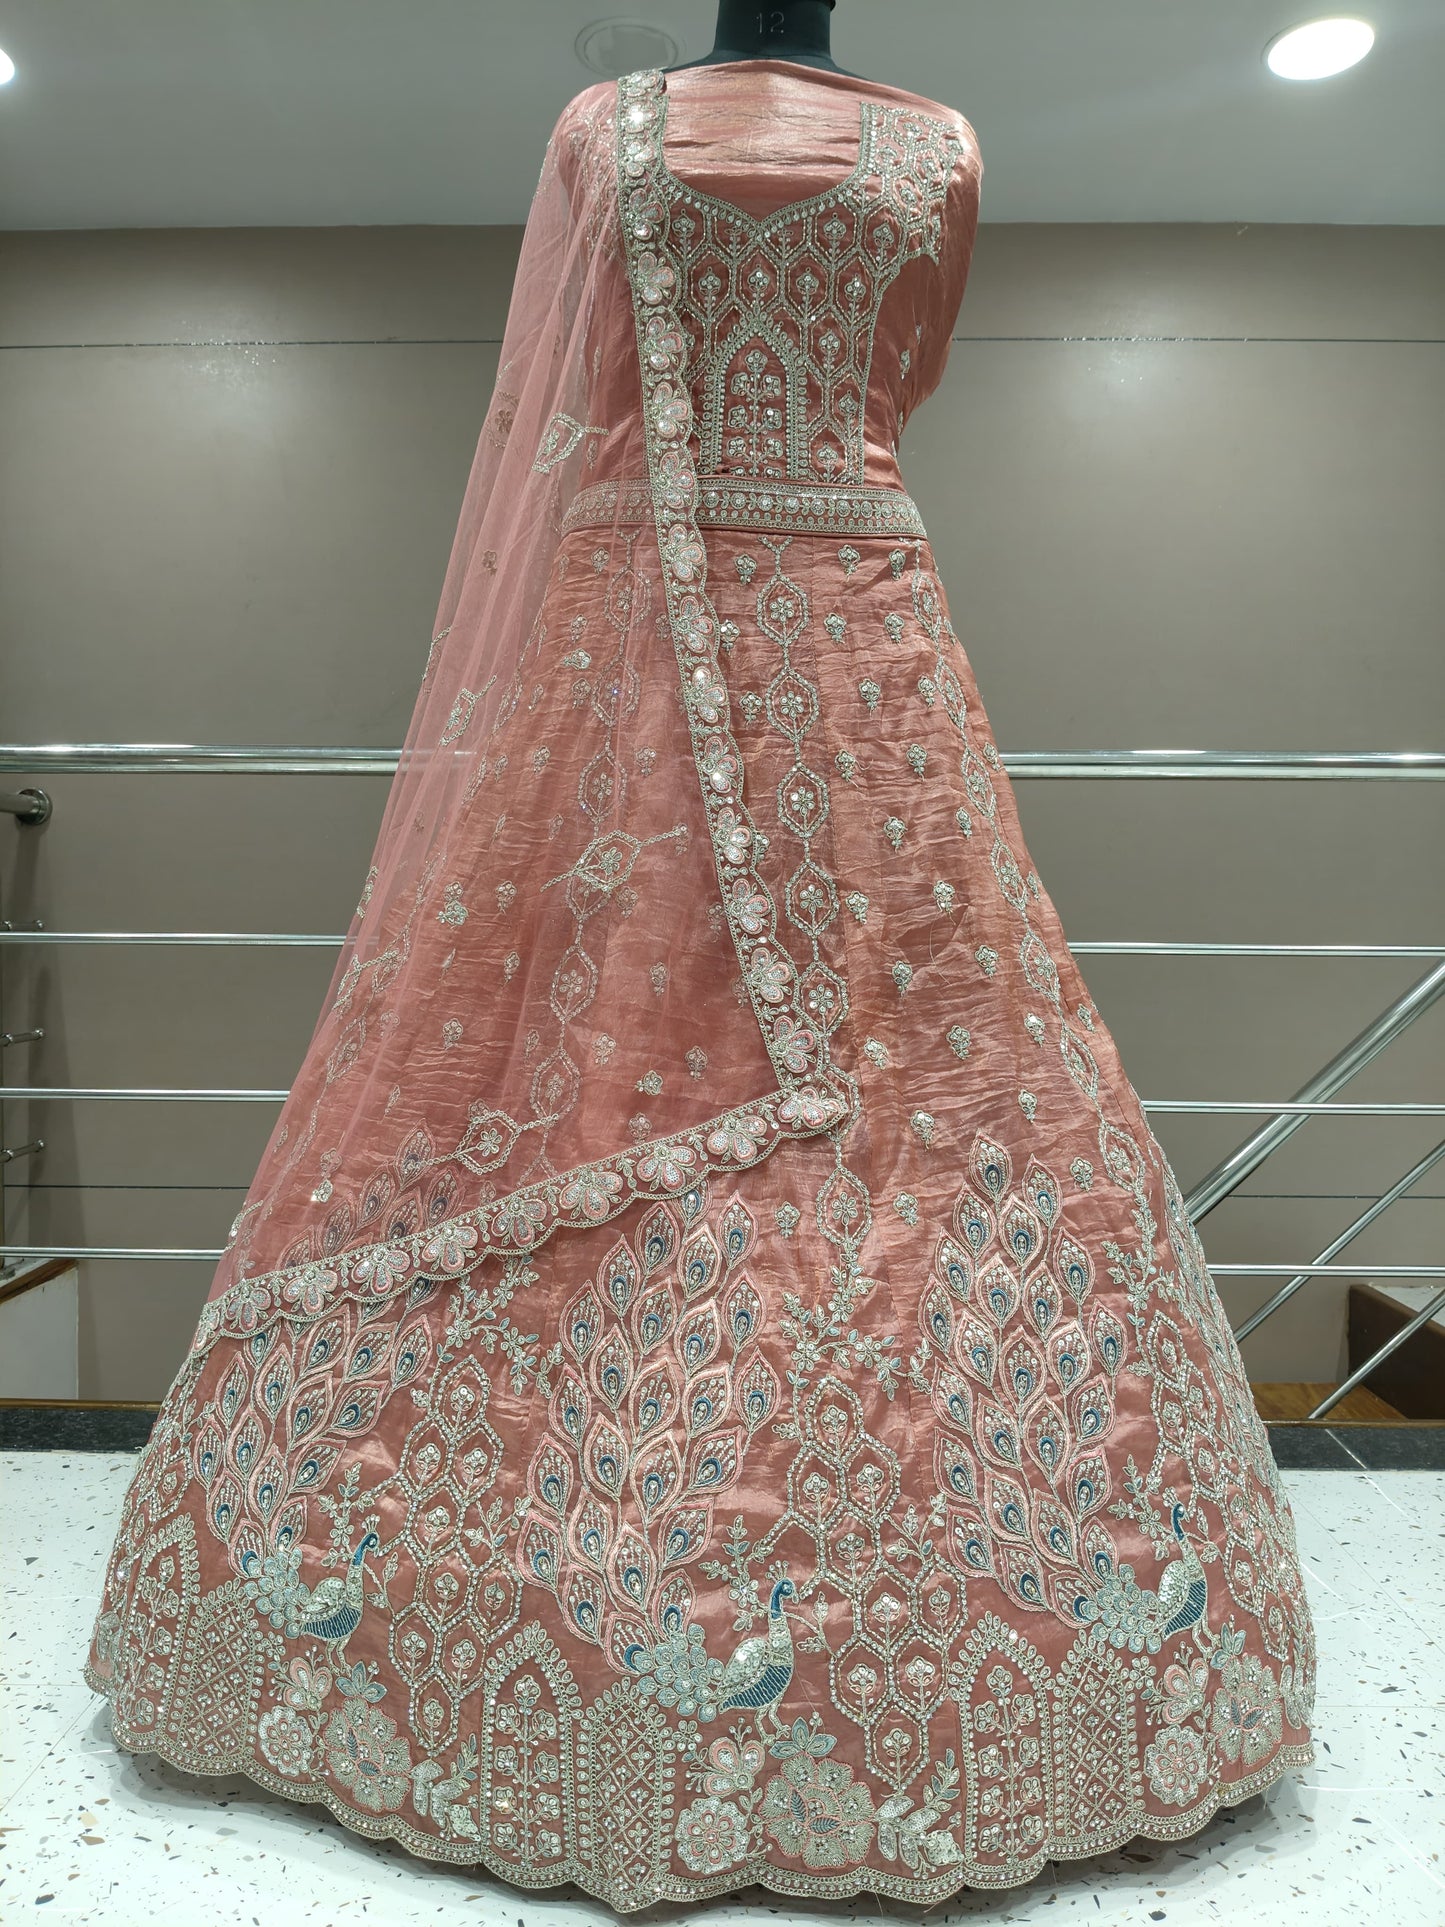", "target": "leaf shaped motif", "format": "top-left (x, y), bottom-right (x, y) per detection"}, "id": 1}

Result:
top-left (522, 1518), bottom-right (562, 1588)
top-left (984, 1469), bottom-right (1031, 1544)
top-left (345, 1330), bottom-right (393, 1382)
top-left (1046, 1319), bottom-right (1089, 1393)
top-left (569, 1497), bottom-right (612, 1573)
top-left (737, 1353), bottom-right (779, 1432)
top-left (531, 1443), bottom-right (572, 1516)
top-left (563, 1284), bottom-right (605, 1362)
top-left (686, 1427), bottom-right (740, 1494)
top-left (1001, 1200), bottom-right (1044, 1267)
top-left (972, 1132), bottom-right (1012, 1200)
top-left (950, 1512), bottom-right (995, 1573)
top-left (718, 1197), bottom-right (756, 1267)
top-left (661, 1507), bottom-right (710, 1569)
top-left (193, 1424), bottom-right (223, 1489)
top-left (953, 1188), bottom-right (996, 1256)
top-left (1099, 1121), bottom-right (1143, 1190)
top-left (588, 1329), bottom-right (636, 1411)
top-left (257, 1352), bottom-right (293, 1419)
top-left (658, 1573), bottom-right (696, 1628)
top-left (1025, 1267), bottom-right (1061, 1336)
top-left (232, 1519), bottom-right (265, 1576)
top-left (211, 1473), bottom-right (242, 1541)
top-left (686, 1367), bottom-right (731, 1436)
top-left (1068, 1373), bottom-right (1116, 1446)
top-left (599, 1237), bottom-right (638, 1315)
top-left (975, 1258), bottom-right (1018, 1329)
top-left (1022, 1397), bottom-right (1067, 1482)
top-left (934, 1235), bottom-right (973, 1298)
top-left (1003, 1334), bottom-right (1046, 1409)
top-left (922, 1282), bottom-right (954, 1351)
top-left (954, 1313), bottom-right (998, 1387)
top-left (935, 1369), bottom-right (973, 1434)
top-left (397, 1124), bottom-right (435, 1182)
top-left (675, 1302), bottom-right (721, 1374)
top-left (358, 1167), bottom-right (394, 1227)
top-left (291, 1442), bottom-right (338, 1491)
top-left (228, 1416), bottom-right (262, 1480)
top-left (636, 1203), bottom-right (680, 1275)
top-left (584, 1418), bottom-right (628, 1498)
top-left (219, 1360), bottom-right (249, 1426)
top-left (250, 1448), bottom-right (287, 1524)
top-left (613, 1534), bottom-right (656, 1609)
top-left (555, 1369), bottom-right (590, 1447)
top-left (996, 1539), bottom-right (1048, 1610)
top-left (273, 1498), bottom-right (307, 1553)
top-left (1054, 1235), bottom-right (1094, 1304)
top-left (1049, 1569), bottom-right (1094, 1624)
top-left (1060, 1023), bottom-right (1099, 1100)
top-left (680, 1227), bottom-right (722, 1300)
top-left (1023, 1159), bottom-right (1061, 1227)
top-left (391, 1322), bottom-right (430, 1387)
top-left (722, 1273), bottom-right (762, 1348)
top-left (976, 1401), bottom-right (1023, 1471)
top-left (564, 1571), bottom-right (603, 1643)
top-left (301, 1318), bottom-right (345, 1376)
top-left (321, 1199), bottom-right (356, 1256)
top-left (934, 1433), bottom-right (981, 1505)
top-left (1032, 1494), bottom-right (1078, 1567)
top-left (629, 1366), bottom-right (678, 1438)
top-left (1087, 1305), bottom-right (1128, 1376)
top-left (630, 1282), bottom-right (676, 1355)
top-left (1070, 1454), bottom-right (1111, 1519)
top-left (630, 1437), bottom-right (683, 1519)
